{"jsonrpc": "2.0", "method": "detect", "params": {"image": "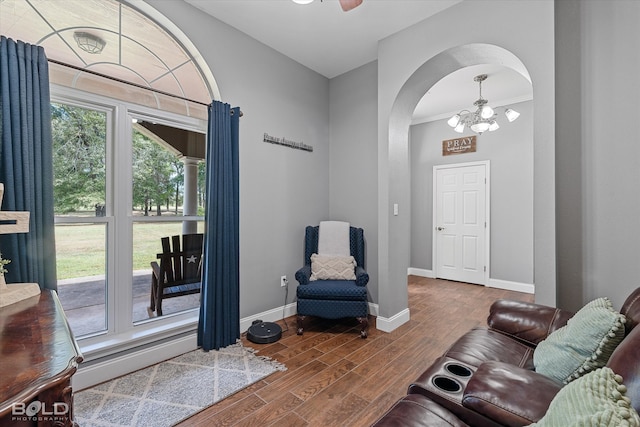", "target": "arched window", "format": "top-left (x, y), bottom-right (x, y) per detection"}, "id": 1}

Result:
top-left (0, 0), bottom-right (217, 349)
